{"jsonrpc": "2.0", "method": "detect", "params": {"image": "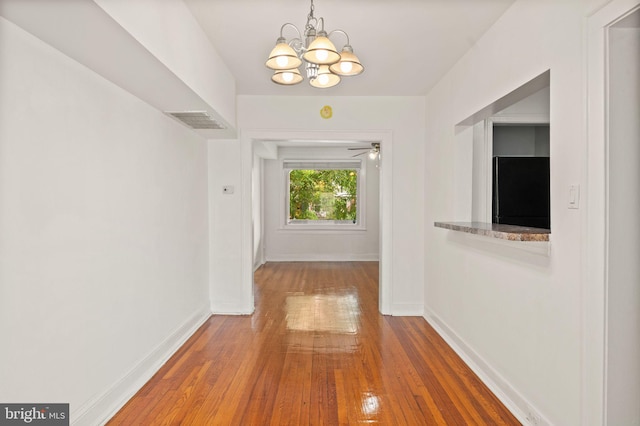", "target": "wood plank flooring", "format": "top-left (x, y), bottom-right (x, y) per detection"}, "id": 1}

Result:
top-left (107, 262), bottom-right (520, 425)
